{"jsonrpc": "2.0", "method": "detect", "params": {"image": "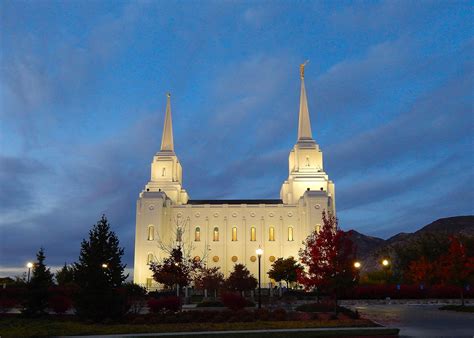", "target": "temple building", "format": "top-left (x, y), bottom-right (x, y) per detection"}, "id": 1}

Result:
top-left (133, 65), bottom-right (336, 287)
